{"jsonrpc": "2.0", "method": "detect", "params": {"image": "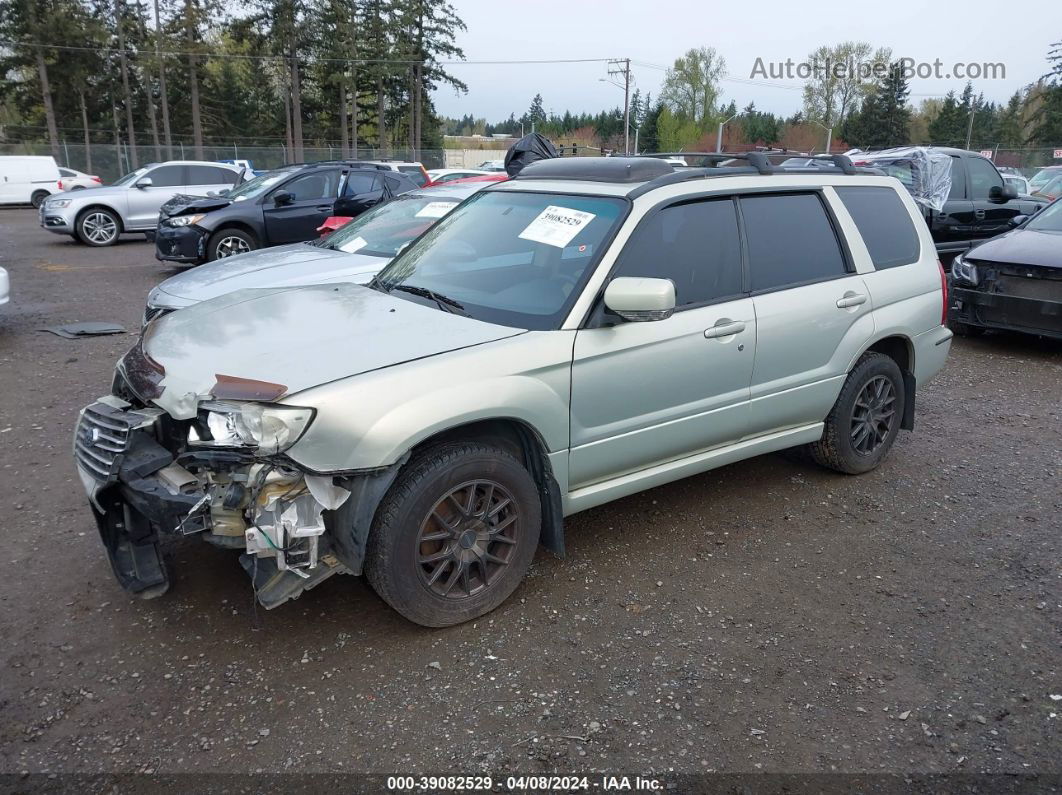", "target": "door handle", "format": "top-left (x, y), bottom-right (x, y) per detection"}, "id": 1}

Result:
top-left (974, 208), bottom-right (985, 220)
top-left (704, 320), bottom-right (745, 339)
top-left (836, 293), bottom-right (868, 309)
top-left (315, 205), bottom-right (332, 212)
